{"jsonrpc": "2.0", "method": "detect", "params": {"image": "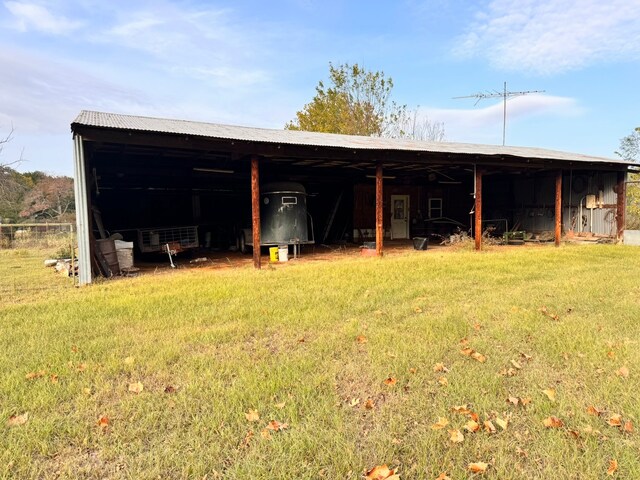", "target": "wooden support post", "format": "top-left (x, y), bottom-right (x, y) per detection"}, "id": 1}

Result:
top-left (555, 170), bottom-right (562, 247)
top-left (251, 155), bottom-right (261, 269)
top-left (375, 161), bottom-right (384, 257)
top-left (616, 171), bottom-right (626, 240)
top-left (474, 168), bottom-right (482, 251)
